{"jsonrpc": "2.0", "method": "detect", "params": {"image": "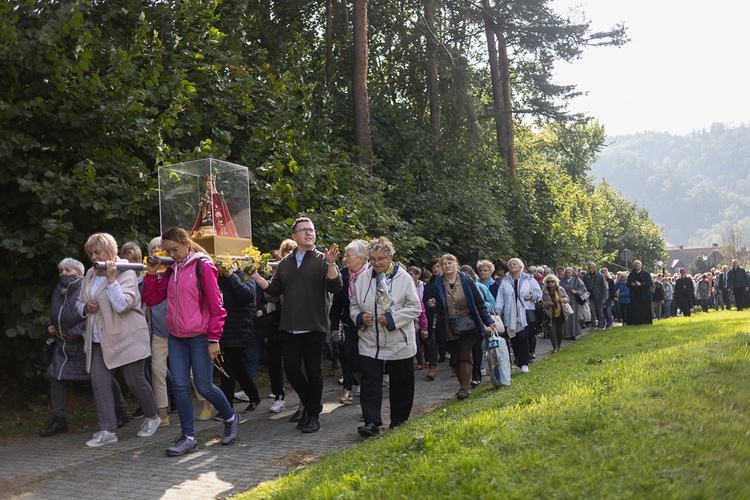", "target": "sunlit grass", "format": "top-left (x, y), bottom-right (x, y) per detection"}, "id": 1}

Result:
top-left (238, 312), bottom-right (750, 499)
